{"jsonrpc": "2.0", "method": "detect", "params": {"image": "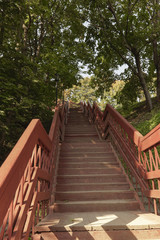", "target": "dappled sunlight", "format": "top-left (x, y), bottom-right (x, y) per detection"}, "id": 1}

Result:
top-left (89, 214), bottom-right (118, 226)
top-left (36, 211), bottom-right (160, 239)
top-left (36, 211), bottom-right (160, 231)
top-left (64, 218), bottom-right (84, 229)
